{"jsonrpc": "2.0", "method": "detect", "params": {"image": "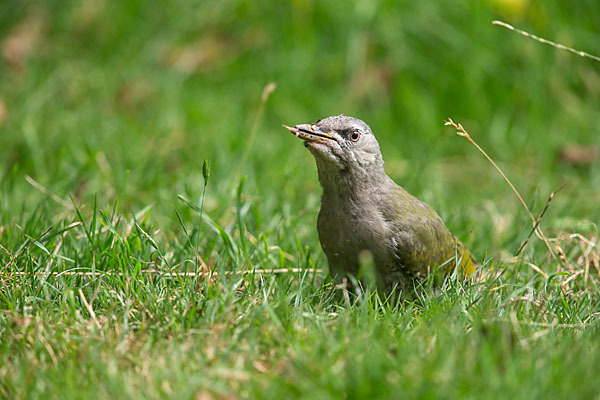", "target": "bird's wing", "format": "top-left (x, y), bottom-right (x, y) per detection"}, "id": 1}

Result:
top-left (381, 186), bottom-right (477, 278)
